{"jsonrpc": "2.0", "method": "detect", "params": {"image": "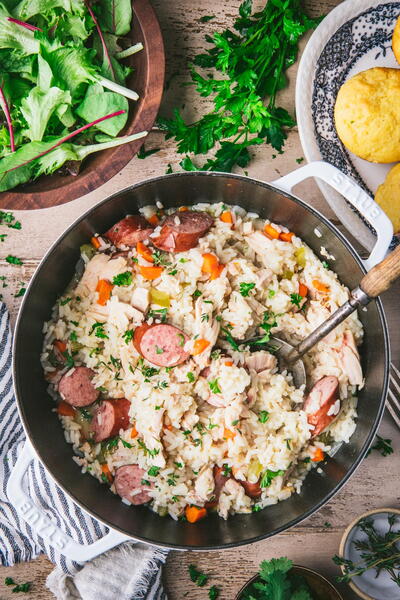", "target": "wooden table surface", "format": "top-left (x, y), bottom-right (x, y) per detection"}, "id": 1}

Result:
top-left (1, 1), bottom-right (399, 598)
